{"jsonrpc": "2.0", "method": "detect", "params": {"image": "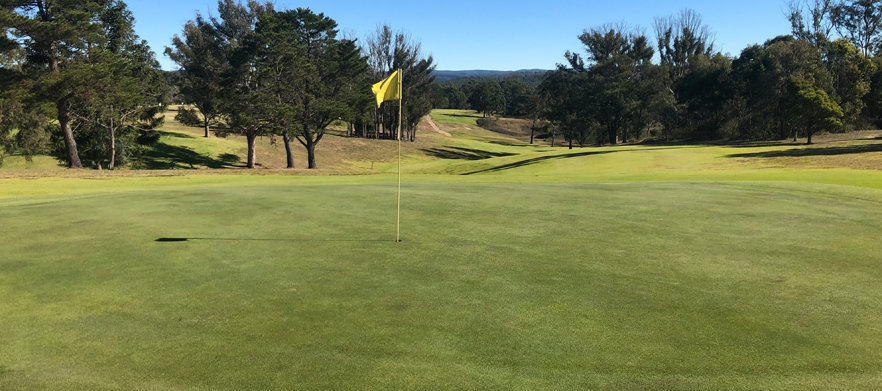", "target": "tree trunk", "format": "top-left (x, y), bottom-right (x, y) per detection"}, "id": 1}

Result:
top-left (608, 124), bottom-right (617, 145)
top-left (48, 32), bottom-right (82, 169)
top-left (307, 141), bottom-right (317, 169)
top-left (109, 123), bottom-right (116, 170)
top-left (246, 133), bottom-right (257, 168)
top-left (568, 139), bottom-right (573, 149)
top-left (283, 133), bottom-right (294, 169)
top-left (203, 117), bottom-right (210, 138)
top-left (57, 100), bottom-right (83, 169)
top-left (807, 131), bottom-right (813, 145)
top-left (530, 117), bottom-right (536, 144)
